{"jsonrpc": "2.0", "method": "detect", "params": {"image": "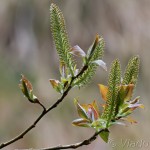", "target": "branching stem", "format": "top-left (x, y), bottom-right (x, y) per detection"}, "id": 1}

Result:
top-left (0, 65), bottom-right (88, 149)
